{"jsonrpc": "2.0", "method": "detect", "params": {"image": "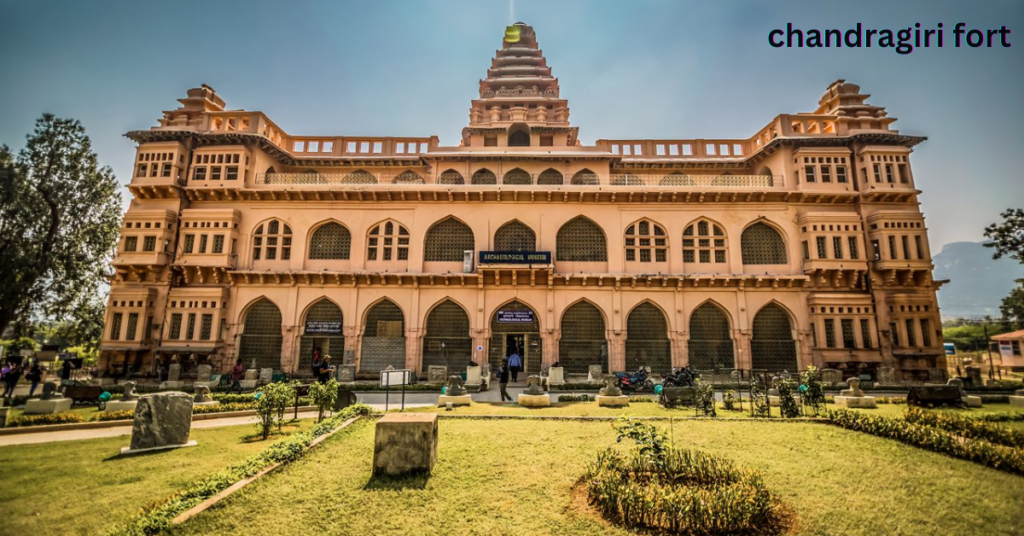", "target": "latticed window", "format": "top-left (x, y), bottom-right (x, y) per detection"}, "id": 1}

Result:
top-left (200, 313), bottom-right (213, 341)
top-left (905, 318), bottom-right (917, 347)
top-left (571, 169), bottom-right (599, 185)
top-left (502, 168), bottom-right (531, 185)
top-left (186, 313), bottom-right (196, 340)
top-left (683, 219), bottom-right (727, 263)
top-left (183, 235), bottom-right (194, 254)
top-left (625, 303), bottom-right (671, 372)
top-left (848, 237), bottom-right (859, 259)
top-left (213, 235), bottom-right (225, 254)
top-left (471, 168), bottom-right (496, 185)
top-left (361, 300), bottom-right (406, 373)
top-left (559, 301), bottom-right (607, 374)
top-left (750, 303), bottom-right (797, 372)
top-left (125, 313), bottom-right (139, 341)
top-left (833, 237), bottom-right (844, 259)
top-left (365, 300), bottom-right (404, 337)
top-left (109, 313), bottom-right (122, 340)
top-left (688, 302), bottom-right (734, 370)
top-left (299, 299), bottom-right (345, 370)
top-left (124, 236), bottom-right (138, 252)
top-left (625, 219), bottom-right (667, 263)
top-left (143, 236), bottom-right (156, 252)
top-left (494, 221), bottom-right (536, 251)
top-left (169, 313), bottom-right (182, 339)
top-left (393, 170), bottom-right (425, 184)
top-left (341, 169), bottom-right (377, 184)
top-left (741, 222), bottom-right (787, 265)
top-left (660, 172), bottom-right (693, 186)
top-left (824, 319), bottom-right (836, 348)
top-left (841, 319), bottom-right (856, 348)
top-left (537, 168), bottom-right (563, 185)
top-left (367, 221), bottom-right (409, 261)
top-left (253, 220), bottom-right (292, 261)
top-left (888, 236), bottom-right (898, 260)
top-left (921, 318), bottom-right (931, 347)
top-left (556, 217), bottom-right (607, 261)
top-left (438, 169), bottom-right (465, 185)
top-left (816, 237), bottom-right (827, 259)
top-left (424, 218), bottom-right (474, 261)
top-left (238, 298), bottom-right (283, 370)
top-left (860, 319), bottom-right (873, 349)
top-left (422, 300), bottom-right (473, 371)
top-left (308, 222), bottom-right (352, 260)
